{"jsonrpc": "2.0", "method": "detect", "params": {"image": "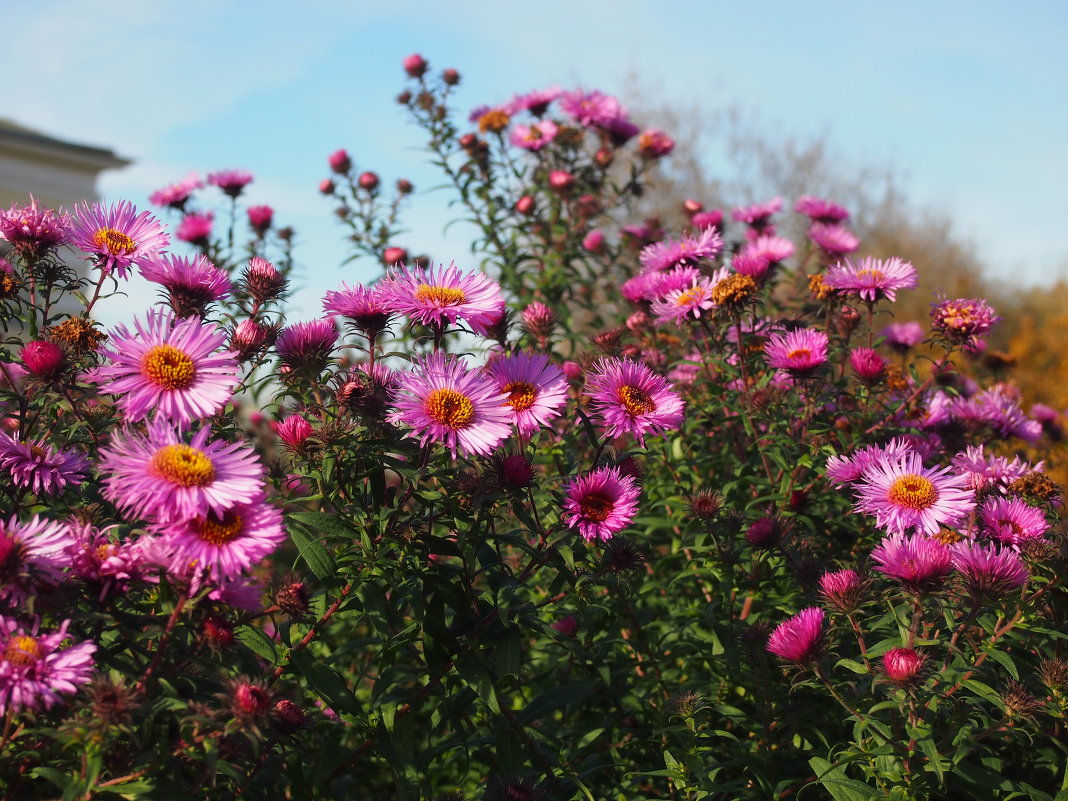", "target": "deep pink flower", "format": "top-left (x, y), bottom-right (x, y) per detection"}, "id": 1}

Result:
top-left (870, 532), bottom-right (953, 593)
top-left (176, 211), bottom-right (214, 246)
top-left (809, 223), bottom-right (860, 257)
top-left (854, 452), bottom-right (974, 536)
top-left (207, 169), bottom-right (254, 198)
top-left (357, 172), bottom-right (379, 191)
top-left (149, 173), bottom-right (202, 209)
top-left (824, 257), bottom-right (917, 303)
top-left (508, 87), bottom-right (561, 116)
top-left (741, 235), bottom-right (794, 264)
top-left (880, 321), bottom-right (925, 351)
top-left (764, 328), bottom-right (828, 377)
top-left (795, 196), bottom-right (850, 223)
top-left (824, 439), bottom-right (917, 487)
top-left (402, 53), bottom-right (428, 78)
top-left (951, 445), bottom-right (1035, 493)
top-left (732, 197), bottom-right (782, 227)
top-left (731, 252), bottom-right (771, 281)
top-left (548, 170), bottom-right (574, 193)
top-left (0, 617), bottom-right (95, 714)
top-left (766, 607), bottom-right (824, 664)
top-left (275, 415), bottom-right (314, 448)
top-left (850, 347), bottom-right (887, 384)
top-left (380, 262), bottom-right (504, 334)
top-left (322, 282), bottom-right (393, 336)
top-left (637, 129), bottom-right (675, 158)
top-left (0, 515), bottom-right (75, 602)
top-left (980, 496), bottom-right (1049, 545)
top-left (68, 200), bottom-right (169, 279)
top-left (585, 358), bottom-right (685, 446)
top-left (0, 198), bottom-right (69, 260)
top-left (819, 569), bottom-right (865, 611)
top-left (650, 276), bottom-right (715, 325)
top-left (882, 647), bottom-right (925, 685)
top-left (88, 311), bottom-right (239, 425)
top-left (388, 352), bottom-right (512, 458)
top-left (99, 422), bottom-right (265, 524)
top-left (690, 209), bottom-right (723, 229)
top-left (552, 615), bottom-right (579, 637)
top-left (562, 466), bottom-right (640, 542)
top-left (0, 433), bottom-right (88, 496)
top-left (558, 89), bottom-right (626, 128)
top-left (931, 297), bottom-right (1000, 345)
top-left (951, 541), bottom-right (1029, 596)
top-left (509, 120), bottom-right (559, 151)
top-left (247, 205), bottom-right (273, 235)
top-left (328, 149), bottom-right (352, 174)
top-left (139, 253), bottom-right (231, 315)
top-left (274, 319), bottom-right (338, 372)
top-left (68, 523), bottom-right (145, 589)
top-left (520, 302), bottom-right (555, 339)
top-left (639, 228), bottom-right (722, 272)
top-left (20, 341), bottom-right (64, 376)
top-left (486, 353), bottom-right (568, 436)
